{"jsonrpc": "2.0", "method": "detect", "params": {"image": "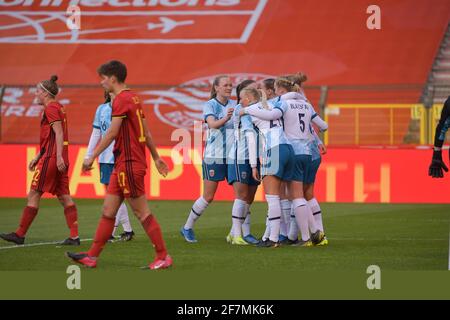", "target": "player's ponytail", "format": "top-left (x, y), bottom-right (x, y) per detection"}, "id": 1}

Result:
top-left (39, 75), bottom-right (59, 97)
top-left (275, 76), bottom-right (299, 93)
top-left (104, 91), bottom-right (111, 104)
top-left (210, 75), bottom-right (229, 100)
top-left (288, 72), bottom-right (308, 88)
